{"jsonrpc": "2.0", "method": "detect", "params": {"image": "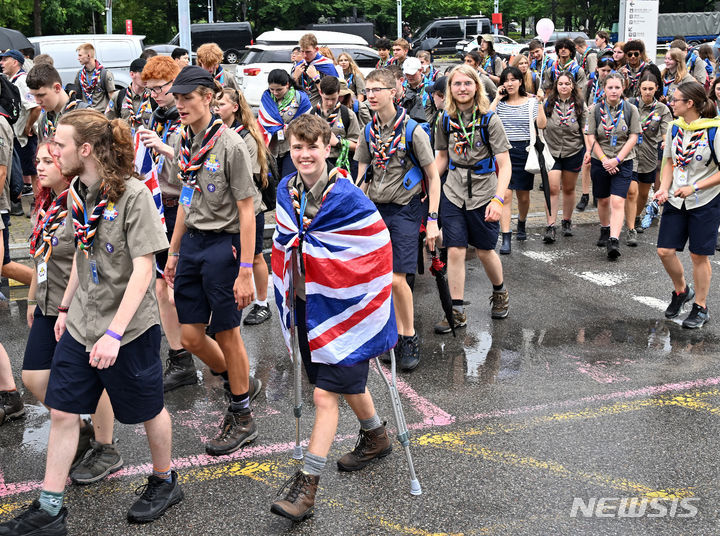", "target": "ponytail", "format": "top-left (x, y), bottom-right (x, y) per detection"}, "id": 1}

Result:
top-left (676, 80), bottom-right (716, 119)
